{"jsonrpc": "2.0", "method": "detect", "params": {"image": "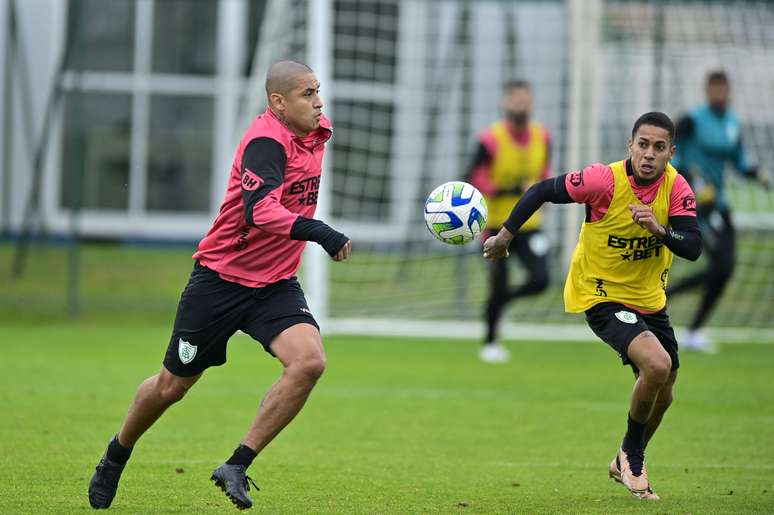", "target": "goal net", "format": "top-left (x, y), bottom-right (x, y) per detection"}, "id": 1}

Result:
top-left (246, 0), bottom-right (774, 341)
